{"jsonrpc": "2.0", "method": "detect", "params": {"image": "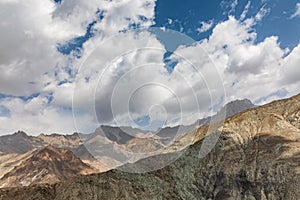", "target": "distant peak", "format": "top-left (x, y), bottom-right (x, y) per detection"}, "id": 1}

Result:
top-left (226, 98), bottom-right (254, 105)
top-left (216, 98), bottom-right (255, 119)
top-left (13, 131), bottom-right (28, 137)
top-left (38, 132), bottom-right (80, 138)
